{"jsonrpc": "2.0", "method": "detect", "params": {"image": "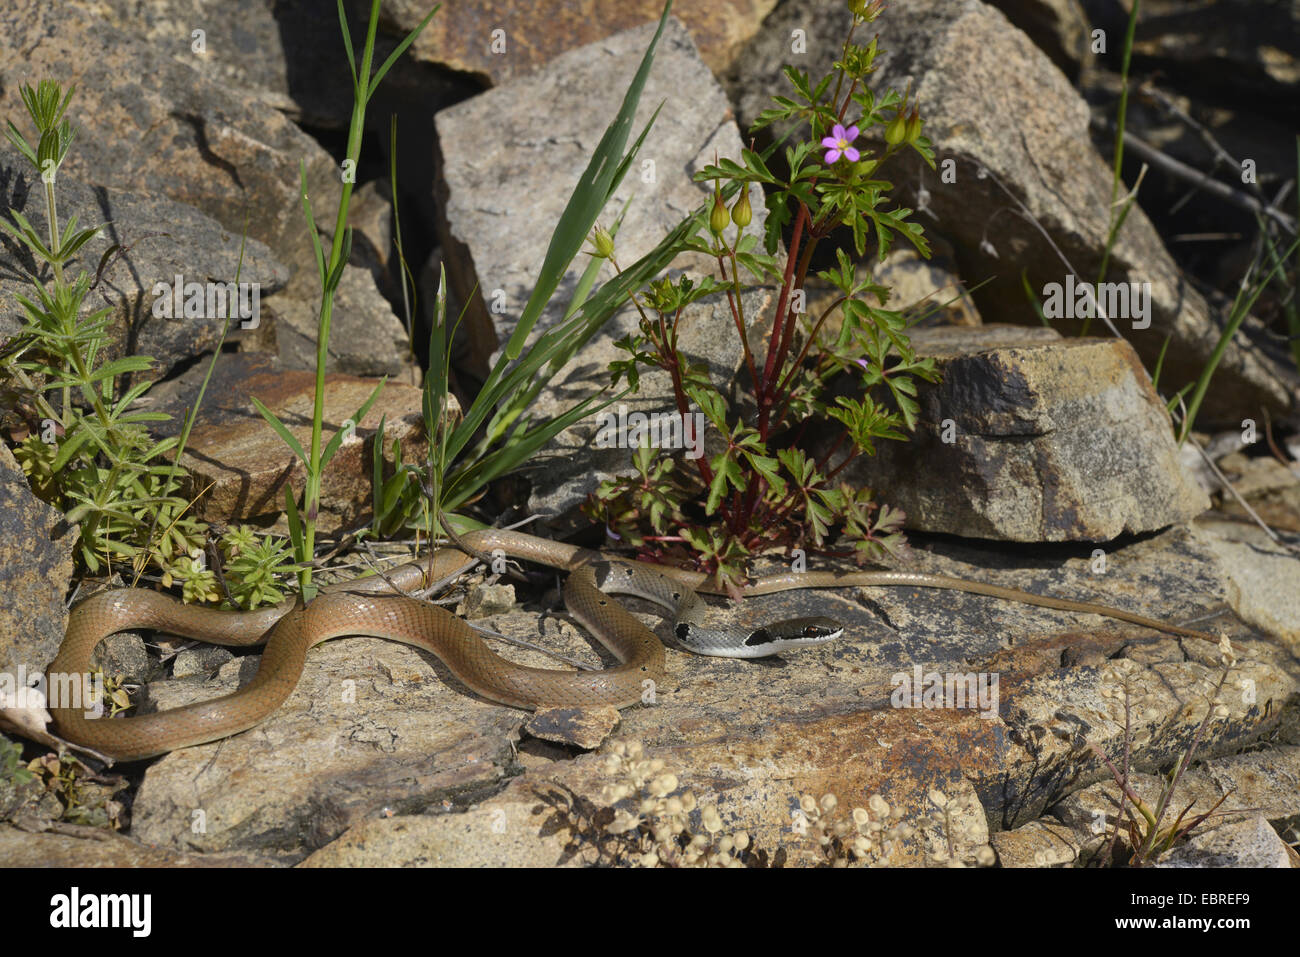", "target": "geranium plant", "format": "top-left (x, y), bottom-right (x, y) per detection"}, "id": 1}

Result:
top-left (587, 0), bottom-right (939, 590)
